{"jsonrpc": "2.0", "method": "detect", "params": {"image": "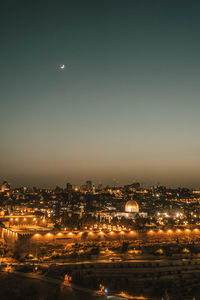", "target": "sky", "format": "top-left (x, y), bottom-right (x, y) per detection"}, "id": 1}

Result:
top-left (1, 0), bottom-right (200, 188)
